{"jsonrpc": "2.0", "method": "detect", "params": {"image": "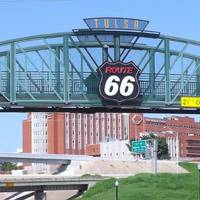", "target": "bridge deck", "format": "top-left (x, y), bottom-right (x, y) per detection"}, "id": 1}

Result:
top-left (0, 175), bottom-right (102, 192)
